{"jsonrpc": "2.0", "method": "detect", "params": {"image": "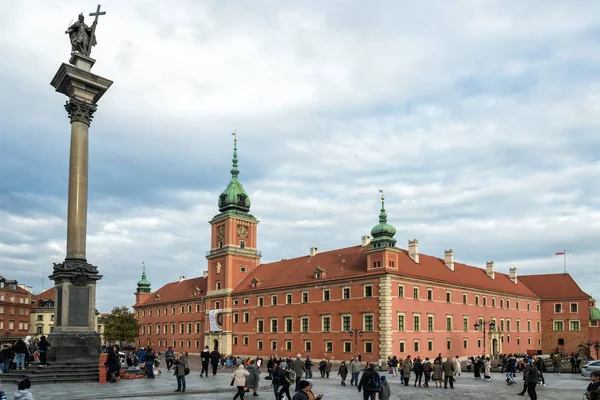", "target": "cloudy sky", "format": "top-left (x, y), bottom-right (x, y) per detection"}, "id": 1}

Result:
top-left (1, 0), bottom-right (600, 312)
